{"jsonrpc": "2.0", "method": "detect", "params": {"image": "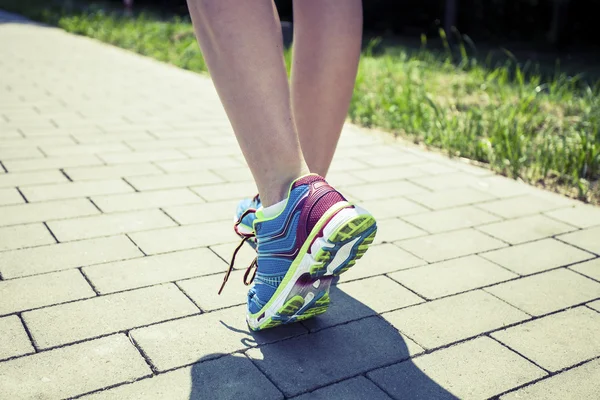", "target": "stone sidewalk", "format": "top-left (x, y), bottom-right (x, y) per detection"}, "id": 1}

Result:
top-left (1, 10), bottom-right (599, 400)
